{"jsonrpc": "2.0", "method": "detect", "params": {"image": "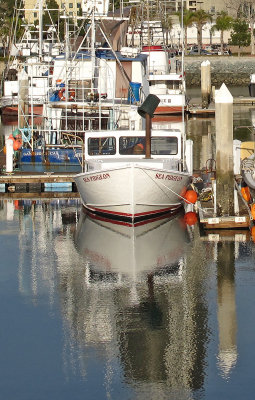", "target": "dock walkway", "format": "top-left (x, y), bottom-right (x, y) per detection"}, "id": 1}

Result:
top-left (0, 172), bottom-right (78, 193)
